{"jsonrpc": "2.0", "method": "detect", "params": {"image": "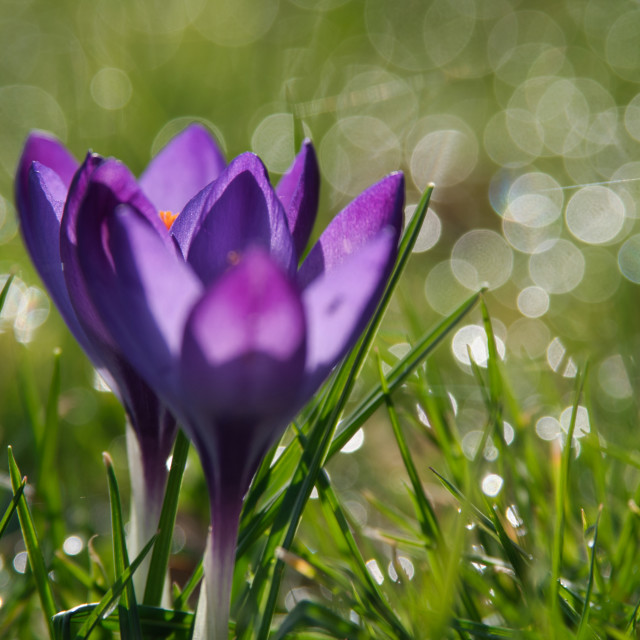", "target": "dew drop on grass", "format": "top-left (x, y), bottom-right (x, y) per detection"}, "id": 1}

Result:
top-left (388, 556), bottom-right (415, 582)
top-left (365, 559), bottom-right (385, 585)
top-left (546, 337), bottom-right (566, 372)
top-left (63, 535), bottom-right (84, 556)
top-left (503, 421), bottom-right (515, 445)
top-left (12, 552), bottom-right (27, 574)
top-left (559, 405), bottom-right (590, 438)
top-left (535, 416), bottom-right (562, 441)
top-left (452, 324), bottom-right (506, 368)
top-left (481, 473), bottom-right (503, 497)
top-left (416, 404), bottom-right (431, 427)
top-left (340, 428), bottom-right (364, 454)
